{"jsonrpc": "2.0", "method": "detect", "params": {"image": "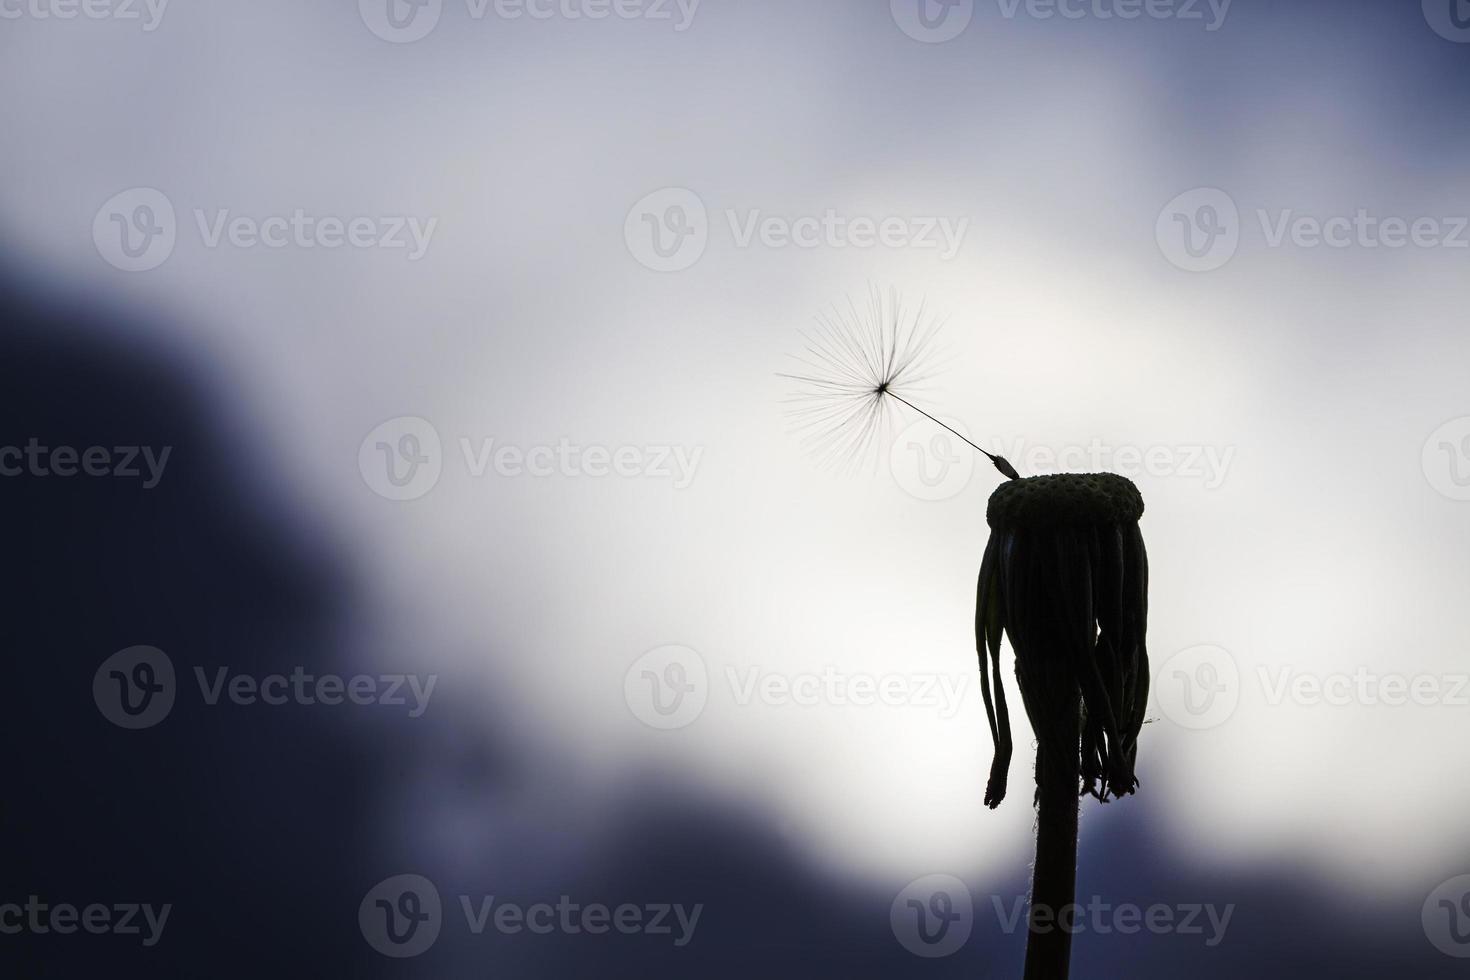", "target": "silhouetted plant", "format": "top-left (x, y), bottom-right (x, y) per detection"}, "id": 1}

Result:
top-left (784, 291), bottom-right (1151, 980)
top-left (979, 472), bottom-right (1149, 979)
